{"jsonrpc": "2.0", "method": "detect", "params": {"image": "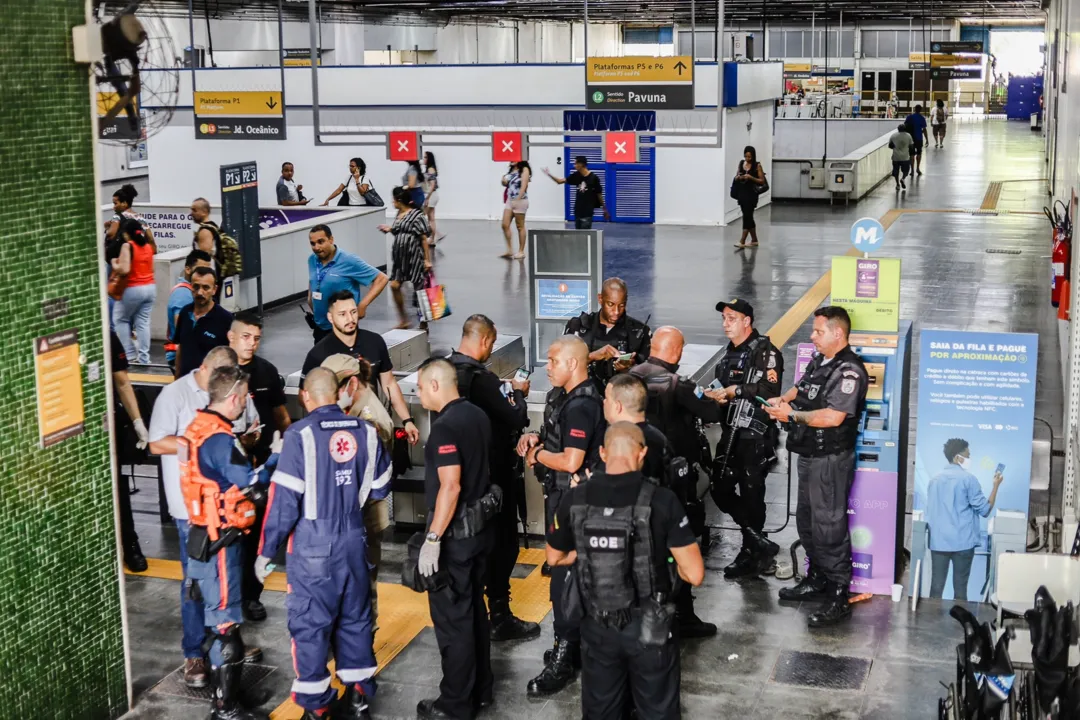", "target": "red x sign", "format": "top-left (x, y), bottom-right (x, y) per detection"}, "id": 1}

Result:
top-left (388, 131), bottom-right (419, 161)
top-left (492, 131), bottom-right (524, 163)
top-left (604, 132), bottom-right (638, 163)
